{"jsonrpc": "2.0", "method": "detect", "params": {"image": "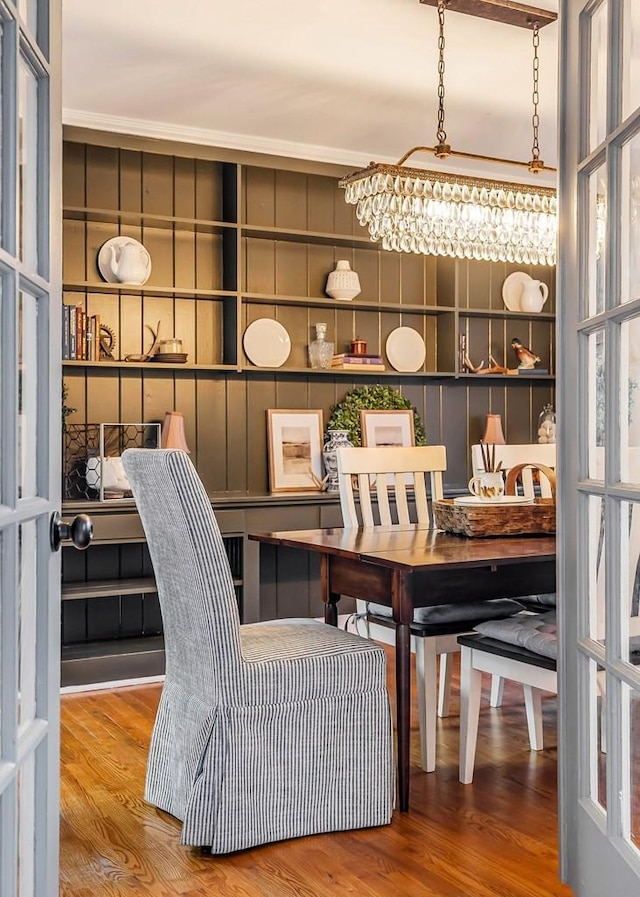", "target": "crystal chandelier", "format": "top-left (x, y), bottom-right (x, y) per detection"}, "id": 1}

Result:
top-left (339, 0), bottom-right (558, 266)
